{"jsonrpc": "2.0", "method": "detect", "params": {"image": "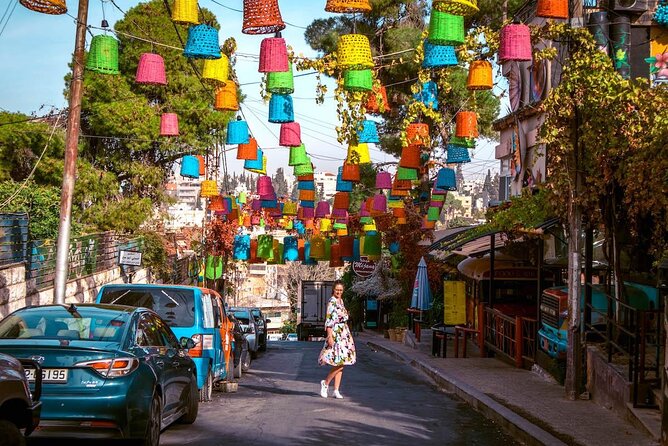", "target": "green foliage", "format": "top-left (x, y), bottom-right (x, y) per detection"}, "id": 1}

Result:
top-left (136, 230), bottom-right (171, 281)
top-left (281, 318), bottom-right (297, 334)
top-left (486, 188), bottom-right (554, 233)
